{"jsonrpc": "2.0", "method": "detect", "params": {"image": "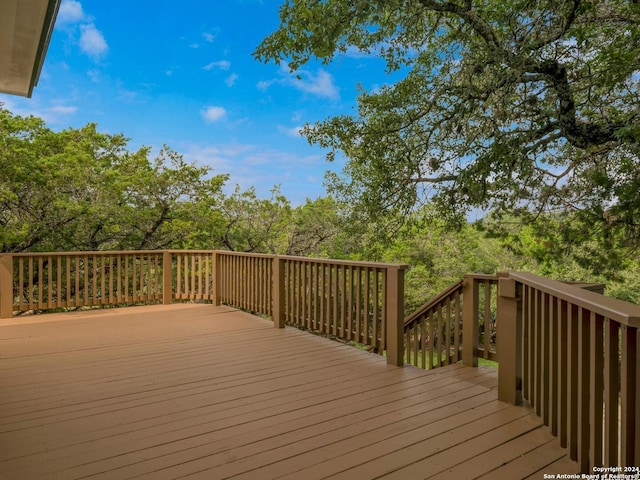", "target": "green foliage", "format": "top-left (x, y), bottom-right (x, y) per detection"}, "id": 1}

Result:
top-left (477, 209), bottom-right (640, 303)
top-left (256, 0), bottom-right (640, 258)
top-left (213, 186), bottom-right (292, 253)
top-left (0, 107), bottom-right (228, 251)
top-left (4, 106), bottom-right (640, 311)
top-left (0, 107), bottom-right (347, 257)
top-left (377, 208), bottom-right (527, 313)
